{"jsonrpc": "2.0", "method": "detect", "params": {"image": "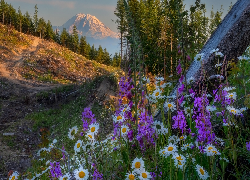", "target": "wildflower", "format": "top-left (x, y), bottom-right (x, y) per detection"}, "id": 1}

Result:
top-left (121, 125), bottom-right (129, 137)
top-left (165, 101), bottom-right (176, 112)
top-left (73, 166), bottom-right (89, 180)
top-left (204, 144), bottom-right (221, 156)
top-left (162, 143), bottom-right (178, 157)
top-left (152, 88), bottom-right (163, 99)
top-left (125, 171), bottom-right (137, 180)
top-left (74, 140), bottom-right (83, 153)
top-left (196, 164), bottom-right (209, 180)
top-left (226, 106), bottom-right (239, 115)
top-left (179, 135), bottom-right (187, 141)
top-left (187, 77), bottom-right (194, 85)
top-left (138, 168), bottom-right (152, 180)
top-left (59, 172), bottom-right (72, 180)
top-left (181, 143), bottom-right (194, 151)
top-left (219, 157), bottom-right (229, 163)
top-left (68, 126), bottom-right (78, 140)
top-left (206, 105), bottom-right (217, 112)
top-left (186, 55), bottom-right (191, 61)
top-left (194, 53), bottom-right (204, 61)
top-left (215, 63), bottom-right (222, 68)
top-left (86, 132), bottom-right (95, 142)
top-left (225, 92), bottom-right (237, 100)
top-left (112, 114), bottom-right (125, 123)
top-left (88, 123), bottom-right (99, 135)
top-left (49, 162), bottom-right (63, 179)
top-left (176, 62), bottom-right (182, 74)
top-left (238, 55), bottom-right (250, 61)
top-left (131, 157), bottom-right (145, 172)
top-left (240, 107), bottom-right (248, 113)
top-left (215, 51), bottom-right (224, 57)
top-left (172, 110), bottom-right (187, 133)
top-left (153, 121), bottom-right (168, 135)
top-left (210, 48), bottom-right (219, 54)
top-left (8, 171), bottom-right (19, 180)
top-left (155, 76), bottom-right (164, 82)
top-left (172, 153), bottom-right (186, 169)
top-left (246, 142), bottom-right (250, 151)
top-left (184, 107), bottom-right (193, 117)
top-left (168, 135), bottom-right (179, 144)
top-left (223, 86), bottom-right (236, 92)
